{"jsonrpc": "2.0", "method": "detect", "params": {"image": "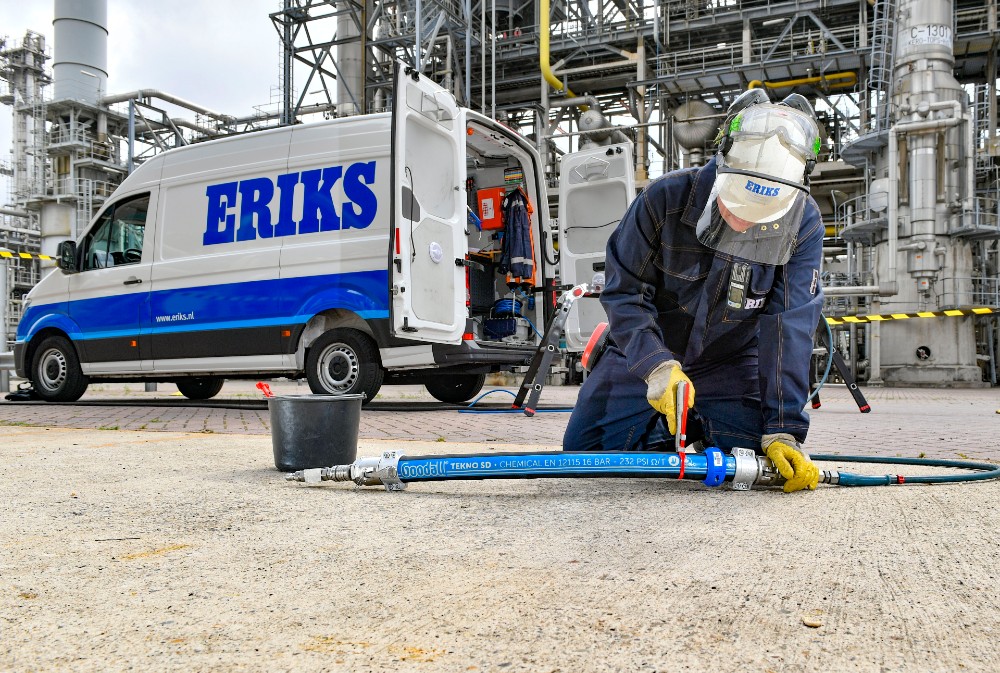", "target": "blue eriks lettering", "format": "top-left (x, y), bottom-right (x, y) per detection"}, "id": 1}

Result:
top-left (202, 162), bottom-right (379, 246)
top-left (238, 177), bottom-right (274, 240)
top-left (744, 180), bottom-right (780, 197)
top-left (343, 161), bottom-right (377, 229)
top-left (299, 166), bottom-right (342, 234)
top-left (274, 172), bottom-right (299, 237)
top-left (203, 182), bottom-right (238, 245)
